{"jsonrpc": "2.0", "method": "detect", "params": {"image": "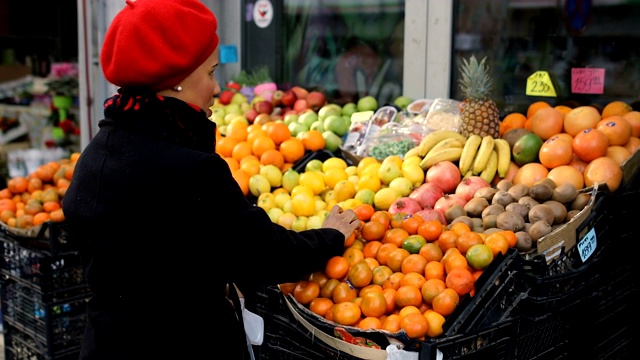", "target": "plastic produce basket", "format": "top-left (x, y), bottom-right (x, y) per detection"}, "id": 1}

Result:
top-left (0, 221), bottom-right (74, 257)
top-left (1, 277), bottom-right (89, 360)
